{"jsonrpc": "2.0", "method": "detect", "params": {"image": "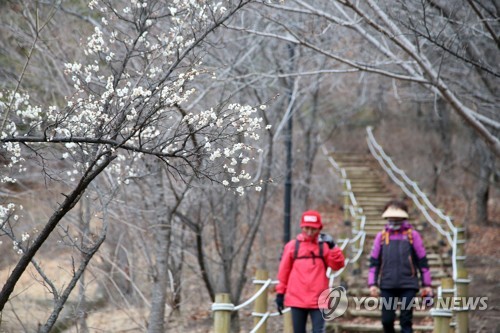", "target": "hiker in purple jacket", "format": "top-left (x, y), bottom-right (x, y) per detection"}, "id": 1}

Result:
top-left (368, 200), bottom-right (432, 333)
